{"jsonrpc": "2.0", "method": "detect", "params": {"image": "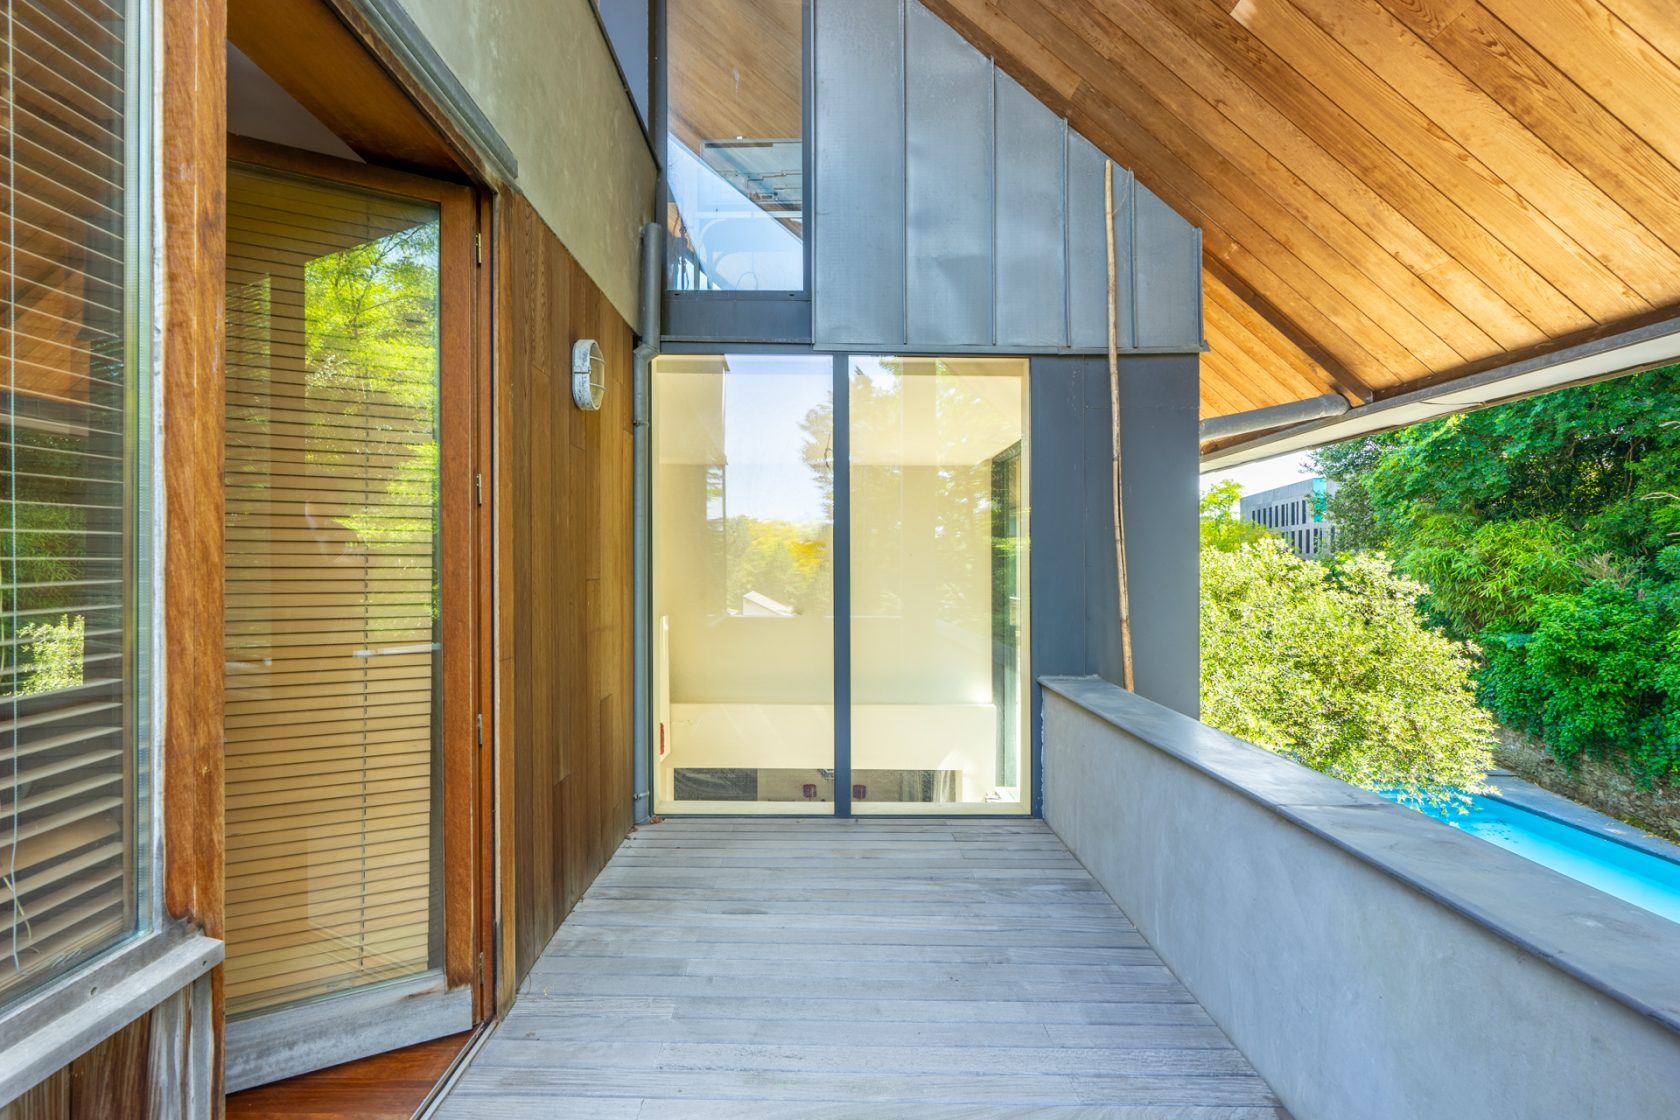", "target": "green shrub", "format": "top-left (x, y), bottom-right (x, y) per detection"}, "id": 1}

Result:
top-left (1314, 365), bottom-right (1680, 783)
top-left (1480, 583), bottom-right (1680, 783)
top-left (1201, 539), bottom-right (1495, 802)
